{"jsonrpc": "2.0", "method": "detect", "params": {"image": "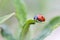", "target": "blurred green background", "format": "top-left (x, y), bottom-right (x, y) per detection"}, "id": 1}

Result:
top-left (0, 0), bottom-right (60, 40)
